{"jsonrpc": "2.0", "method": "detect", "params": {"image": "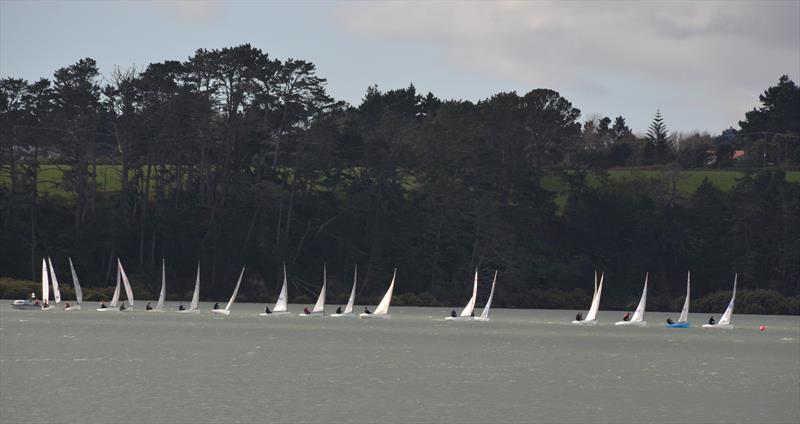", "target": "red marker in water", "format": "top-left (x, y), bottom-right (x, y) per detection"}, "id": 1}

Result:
top-left (759, 325), bottom-right (766, 332)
